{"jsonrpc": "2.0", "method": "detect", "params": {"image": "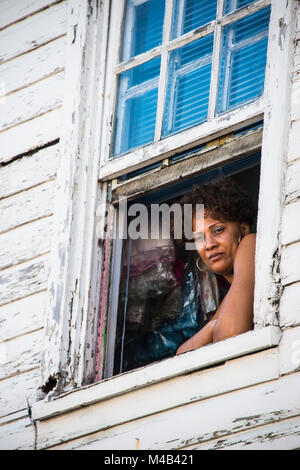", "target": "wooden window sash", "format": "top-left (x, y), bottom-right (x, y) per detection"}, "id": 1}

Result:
top-left (100, 0), bottom-right (271, 180)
